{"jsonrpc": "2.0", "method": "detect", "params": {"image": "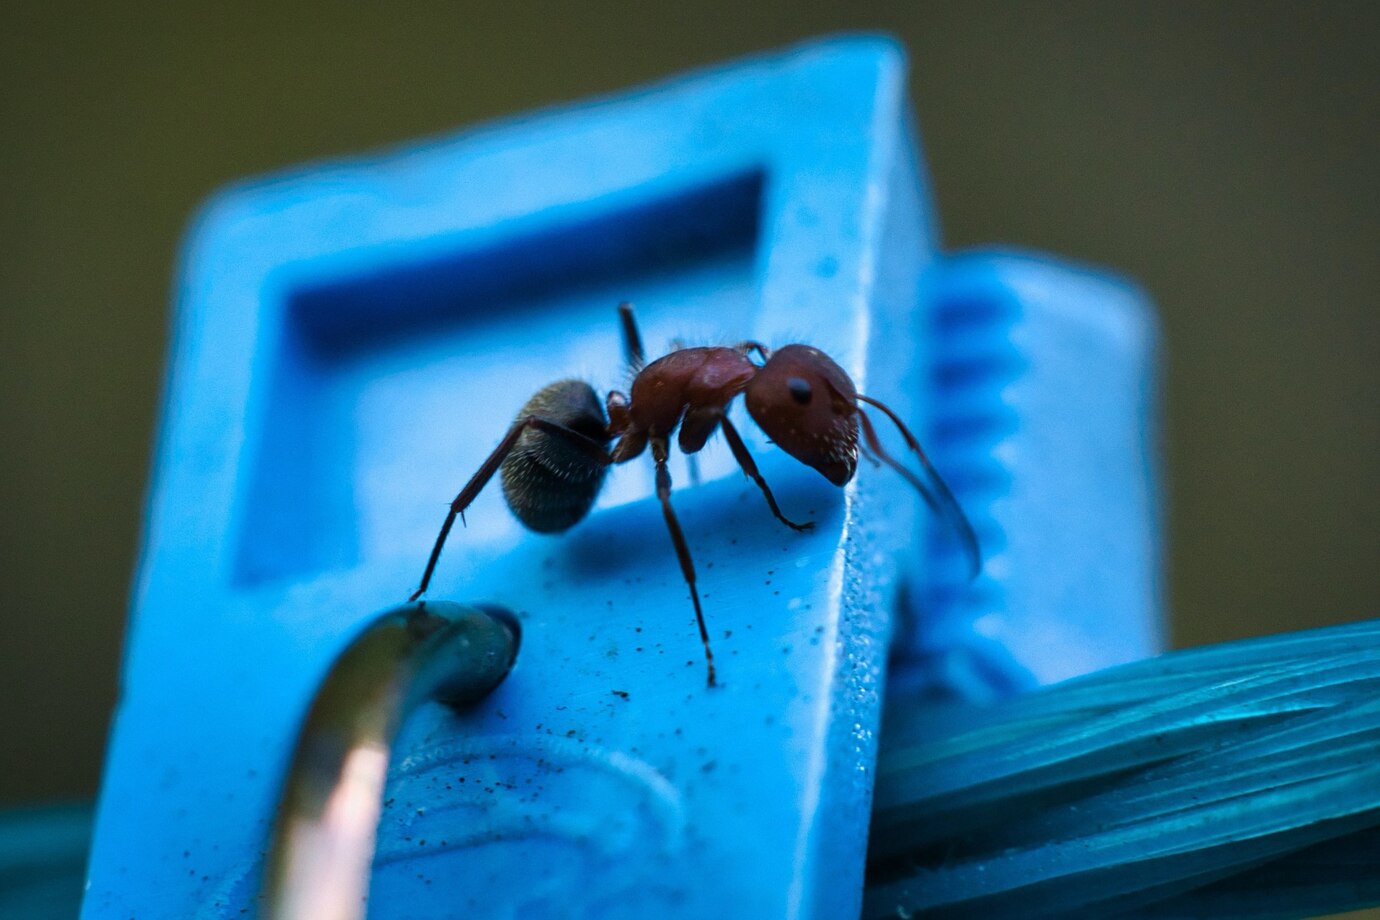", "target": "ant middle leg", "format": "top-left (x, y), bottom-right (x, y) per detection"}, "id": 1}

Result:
top-left (718, 415), bottom-right (814, 532)
top-left (410, 415), bottom-right (612, 601)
